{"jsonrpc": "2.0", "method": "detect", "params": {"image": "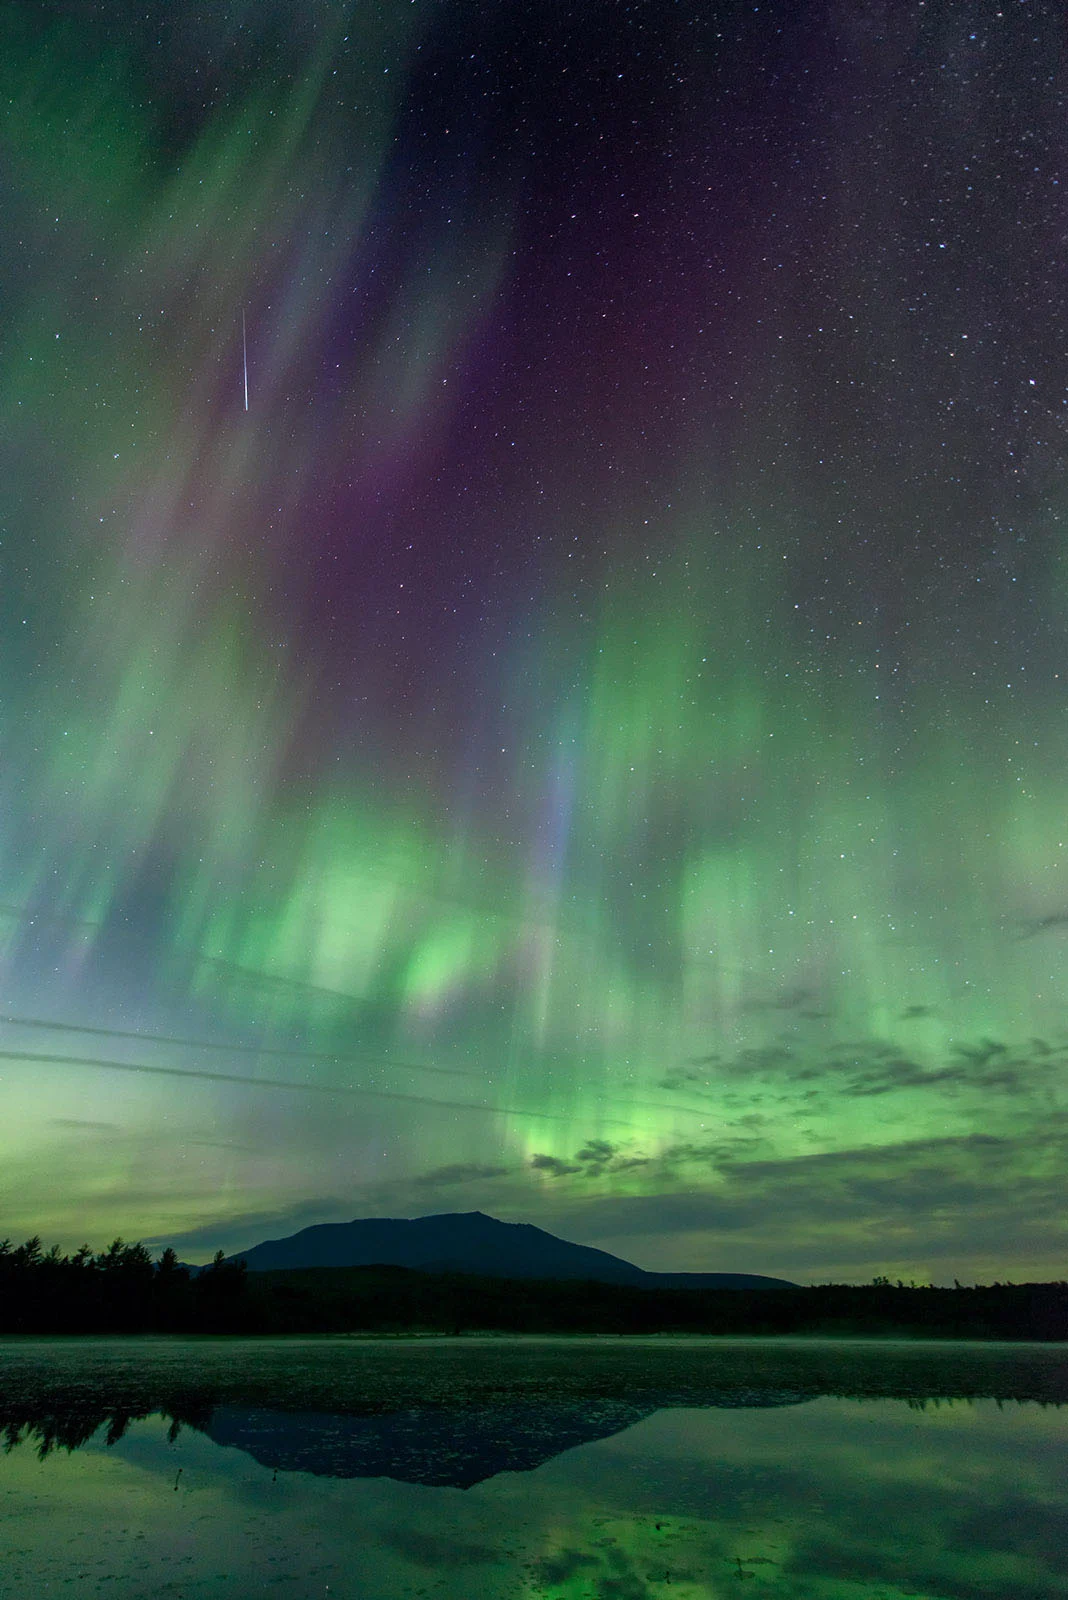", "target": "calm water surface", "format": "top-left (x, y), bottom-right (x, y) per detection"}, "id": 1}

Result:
top-left (0, 1336), bottom-right (1065, 1599)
